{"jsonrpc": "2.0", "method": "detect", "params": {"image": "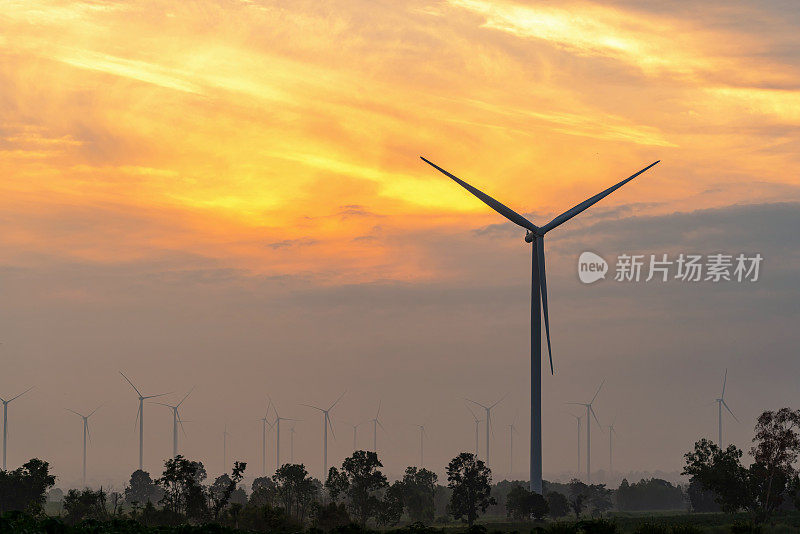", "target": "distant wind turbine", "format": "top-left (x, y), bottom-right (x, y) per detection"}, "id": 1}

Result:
top-left (414, 424), bottom-right (427, 466)
top-left (508, 421), bottom-right (519, 477)
top-left (153, 387), bottom-right (194, 458)
top-left (568, 413), bottom-right (582, 475)
top-left (302, 392), bottom-right (345, 477)
top-left (290, 425), bottom-right (296, 463)
top-left (223, 425), bottom-right (231, 470)
top-left (260, 400), bottom-right (274, 475)
top-left (466, 404), bottom-right (482, 457)
top-left (120, 372), bottom-right (169, 471)
top-left (567, 381), bottom-right (604, 482)
top-left (715, 369), bottom-right (739, 445)
top-left (271, 400), bottom-right (298, 468)
top-left (0, 386), bottom-right (33, 470)
top-left (607, 418), bottom-right (617, 476)
top-left (422, 156), bottom-right (659, 493)
top-left (467, 395), bottom-right (505, 466)
top-left (370, 401), bottom-right (386, 453)
top-left (66, 405), bottom-right (101, 486)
